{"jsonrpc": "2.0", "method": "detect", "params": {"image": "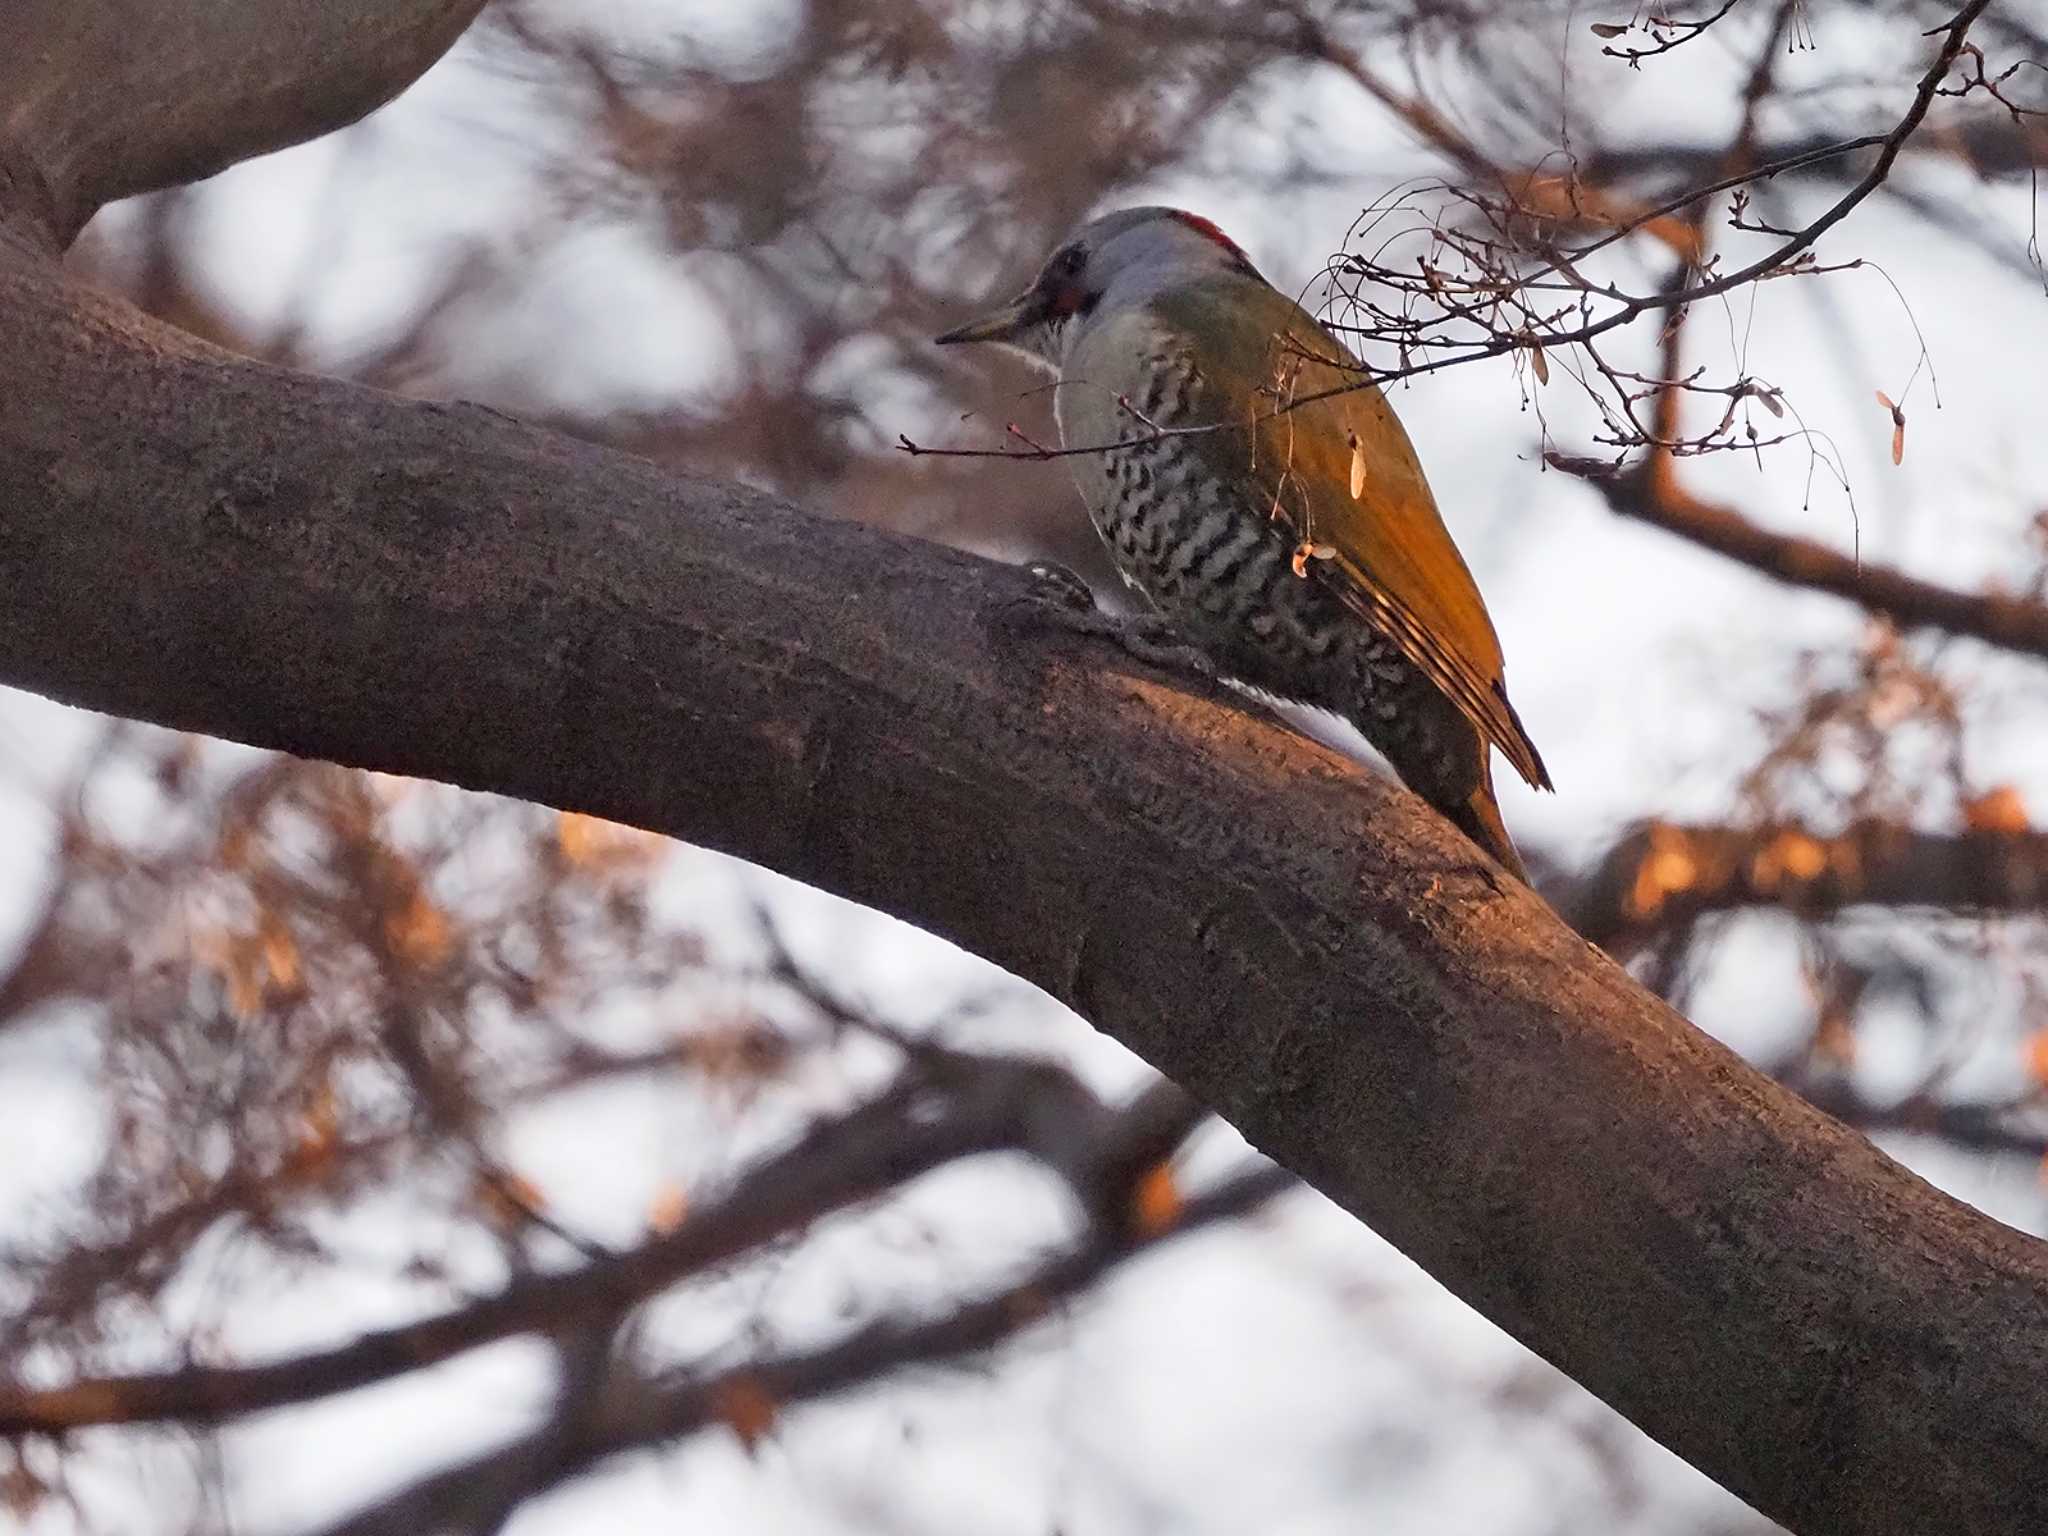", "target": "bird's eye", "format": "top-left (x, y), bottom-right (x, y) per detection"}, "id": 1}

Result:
top-left (1050, 245), bottom-right (1086, 280)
